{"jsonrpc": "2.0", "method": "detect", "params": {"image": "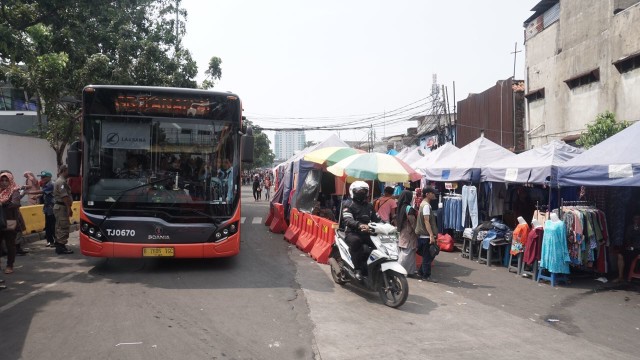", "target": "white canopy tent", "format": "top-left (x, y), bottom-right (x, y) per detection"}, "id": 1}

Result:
top-left (412, 143), bottom-right (459, 175)
top-left (482, 140), bottom-right (583, 185)
top-left (422, 136), bottom-right (514, 182)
